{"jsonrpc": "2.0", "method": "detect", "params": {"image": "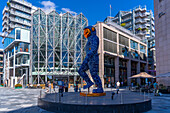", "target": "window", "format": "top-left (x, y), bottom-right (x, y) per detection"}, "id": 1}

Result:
top-left (130, 40), bottom-right (138, 50)
top-left (119, 35), bottom-right (129, 46)
top-left (16, 30), bottom-right (21, 39)
top-left (0, 57), bottom-right (3, 61)
top-left (140, 44), bottom-right (146, 53)
top-left (103, 27), bottom-right (117, 42)
top-left (0, 63), bottom-right (3, 66)
top-left (104, 40), bottom-right (117, 53)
